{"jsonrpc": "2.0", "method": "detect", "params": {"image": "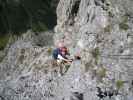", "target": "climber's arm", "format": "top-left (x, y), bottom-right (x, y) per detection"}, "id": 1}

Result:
top-left (58, 54), bottom-right (73, 62)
